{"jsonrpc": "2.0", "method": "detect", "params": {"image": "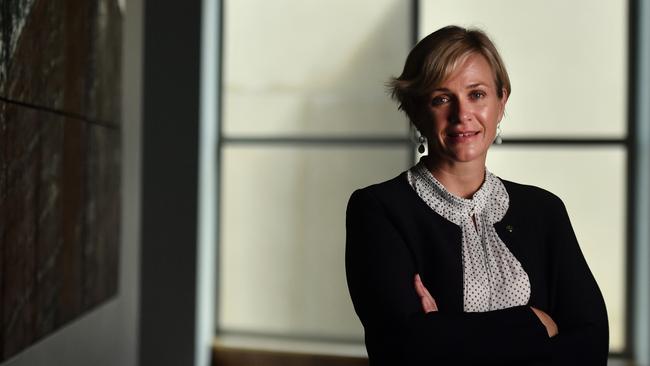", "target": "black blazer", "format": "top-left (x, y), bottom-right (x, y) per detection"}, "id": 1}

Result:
top-left (345, 172), bottom-right (608, 366)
